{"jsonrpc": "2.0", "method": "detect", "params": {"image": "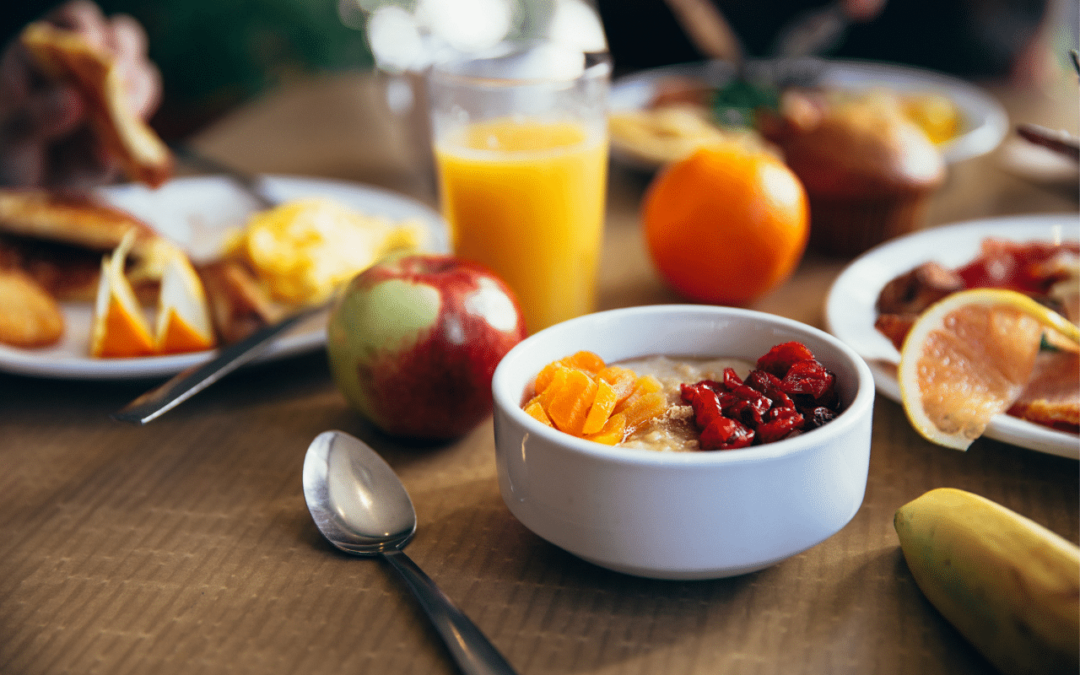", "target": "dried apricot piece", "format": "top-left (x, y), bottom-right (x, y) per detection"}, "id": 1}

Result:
top-left (525, 355), bottom-right (672, 445)
top-left (582, 378), bottom-right (618, 434)
top-left (598, 366), bottom-right (637, 406)
top-left (614, 374), bottom-right (662, 415)
top-left (546, 368), bottom-right (598, 436)
top-left (524, 398), bottom-right (553, 427)
top-left (563, 350), bottom-right (606, 374)
top-left (634, 375), bottom-right (663, 395)
top-left (539, 366), bottom-right (571, 409)
top-left (535, 351), bottom-right (605, 393)
top-left (585, 412), bottom-right (627, 445)
top-left (533, 361), bottom-right (562, 394)
top-left (621, 391), bottom-right (667, 432)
